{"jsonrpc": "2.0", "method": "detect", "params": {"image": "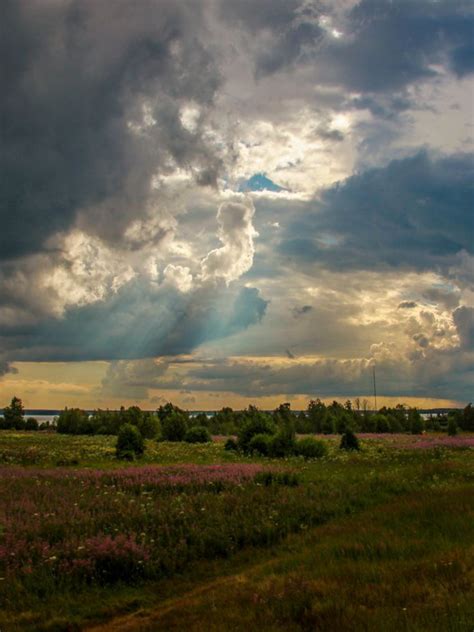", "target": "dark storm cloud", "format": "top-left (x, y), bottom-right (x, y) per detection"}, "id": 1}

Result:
top-left (398, 302), bottom-right (417, 310)
top-left (423, 288), bottom-right (461, 311)
top-left (348, 94), bottom-right (413, 121)
top-left (450, 39), bottom-right (474, 77)
top-left (0, 0), bottom-right (221, 260)
top-left (279, 151), bottom-right (474, 273)
top-left (453, 306), bottom-right (474, 350)
top-left (321, 0), bottom-right (474, 92)
top-left (220, 0), bottom-right (474, 92)
top-left (133, 345), bottom-right (473, 401)
top-left (0, 281), bottom-right (268, 363)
